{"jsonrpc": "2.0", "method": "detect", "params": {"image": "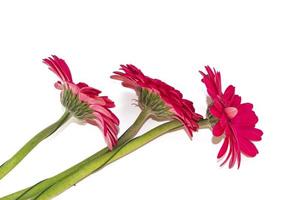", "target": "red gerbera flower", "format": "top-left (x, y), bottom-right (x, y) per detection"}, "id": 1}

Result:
top-left (44, 55), bottom-right (119, 150)
top-left (111, 64), bottom-right (202, 138)
top-left (200, 66), bottom-right (263, 168)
